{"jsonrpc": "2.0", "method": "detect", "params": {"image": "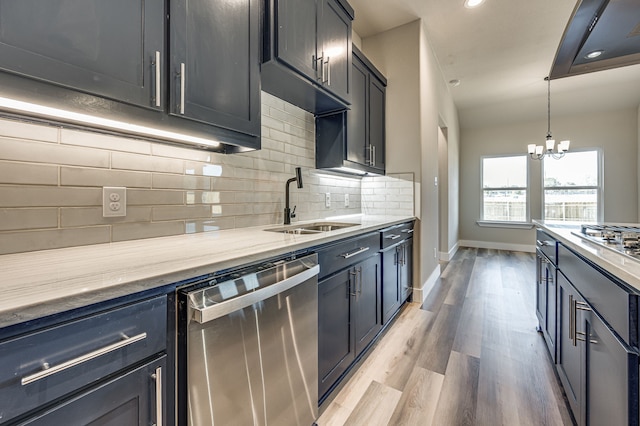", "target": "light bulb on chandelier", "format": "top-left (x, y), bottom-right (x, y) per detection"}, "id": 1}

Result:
top-left (528, 77), bottom-right (570, 160)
